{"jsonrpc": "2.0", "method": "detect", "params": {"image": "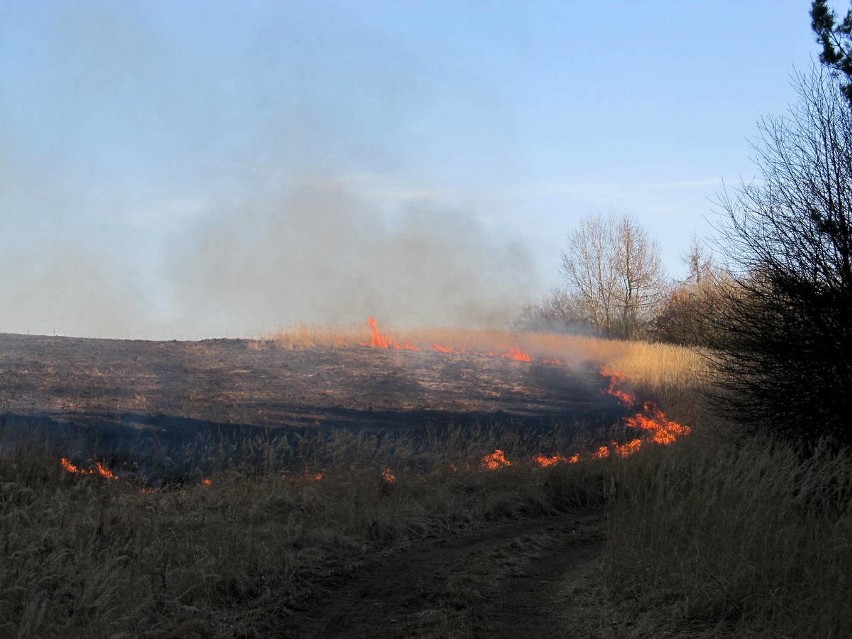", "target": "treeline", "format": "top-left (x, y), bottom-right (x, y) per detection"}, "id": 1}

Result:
top-left (519, 220), bottom-right (728, 348)
top-left (523, 2), bottom-right (852, 447)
